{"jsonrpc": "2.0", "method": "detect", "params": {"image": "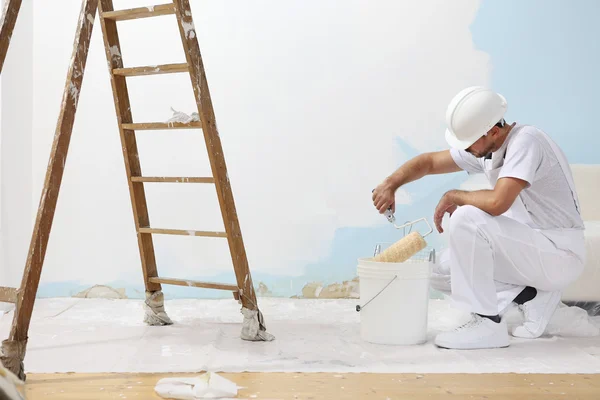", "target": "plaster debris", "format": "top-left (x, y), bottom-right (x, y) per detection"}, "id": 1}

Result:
top-left (167, 107), bottom-right (200, 124)
top-left (301, 282), bottom-right (322, 299)
top-left (147, 6), bottom-right (155, 12)
top-left (86, 13), bottom-right (94, 25)
top-left (256, 282), bottom-right (272, 297)
top-left (301, 277), bottom-right (359, 299)
top-left (73, 285), bottom-right (127, 299)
